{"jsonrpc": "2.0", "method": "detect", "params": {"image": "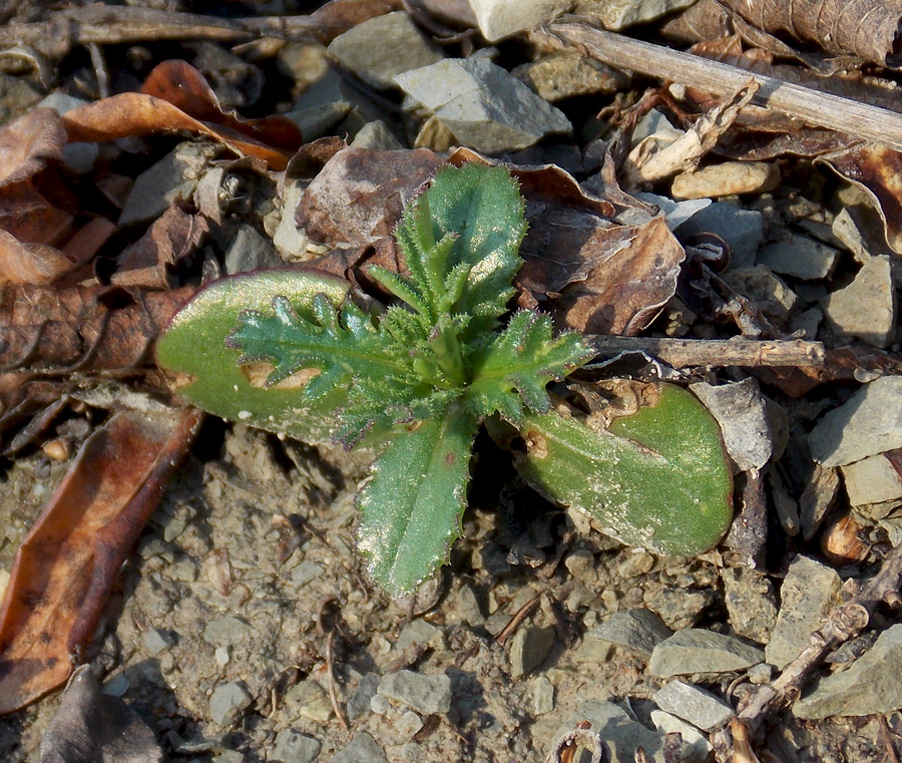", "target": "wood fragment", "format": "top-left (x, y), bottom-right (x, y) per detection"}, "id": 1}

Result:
top-left (494, 593), bottom-right (542, 647)
top-left (586, 336), bottom-right (825, 368)
top-left (540, 20), bottom-right (902, 152)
